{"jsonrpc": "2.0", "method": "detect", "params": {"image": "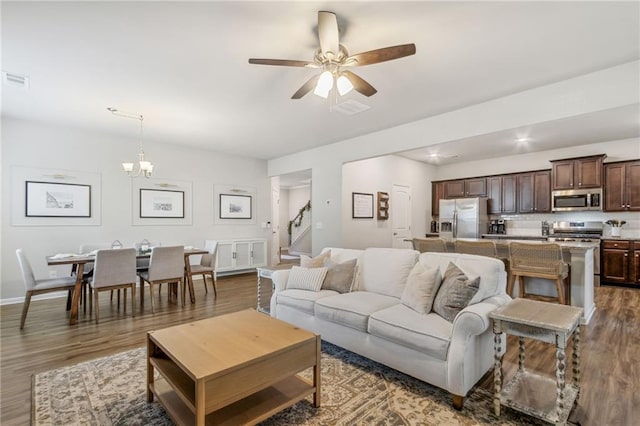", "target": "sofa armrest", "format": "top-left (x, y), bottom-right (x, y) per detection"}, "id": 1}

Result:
top-left (446, 295), bottom-right (511, 396)
top-left (271, 270), bottom-right (290, 292)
